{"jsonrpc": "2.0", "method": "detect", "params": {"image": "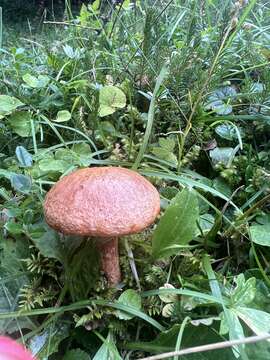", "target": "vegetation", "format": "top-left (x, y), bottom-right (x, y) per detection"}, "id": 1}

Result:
top-left (1, 0), bottom-right (270, 358)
